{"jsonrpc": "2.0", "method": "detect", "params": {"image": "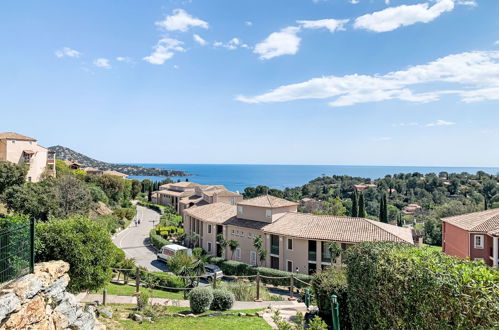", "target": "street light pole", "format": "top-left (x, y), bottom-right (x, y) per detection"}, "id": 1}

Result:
top-left (331, 294), bottom-right (340, 330)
